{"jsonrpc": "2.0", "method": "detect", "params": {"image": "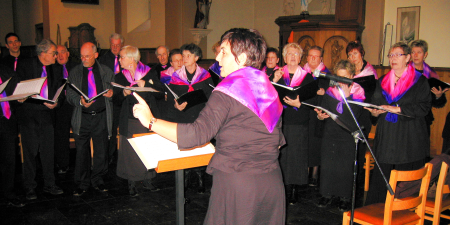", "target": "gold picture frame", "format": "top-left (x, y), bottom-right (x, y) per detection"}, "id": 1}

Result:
top-left (396, 6), bottom-right (420, 44)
